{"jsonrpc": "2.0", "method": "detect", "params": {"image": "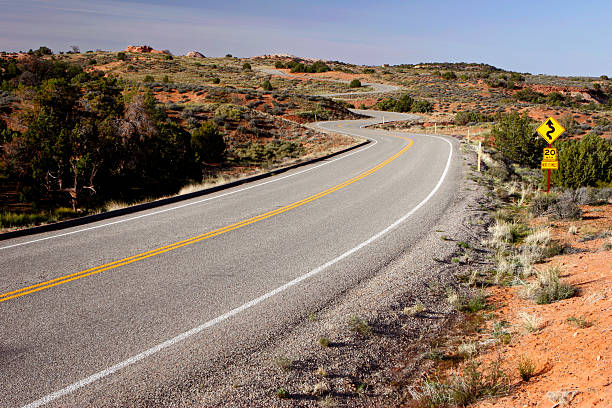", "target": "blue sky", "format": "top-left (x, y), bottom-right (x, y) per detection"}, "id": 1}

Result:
top-left (1, 0), bottom-right (610, 76)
